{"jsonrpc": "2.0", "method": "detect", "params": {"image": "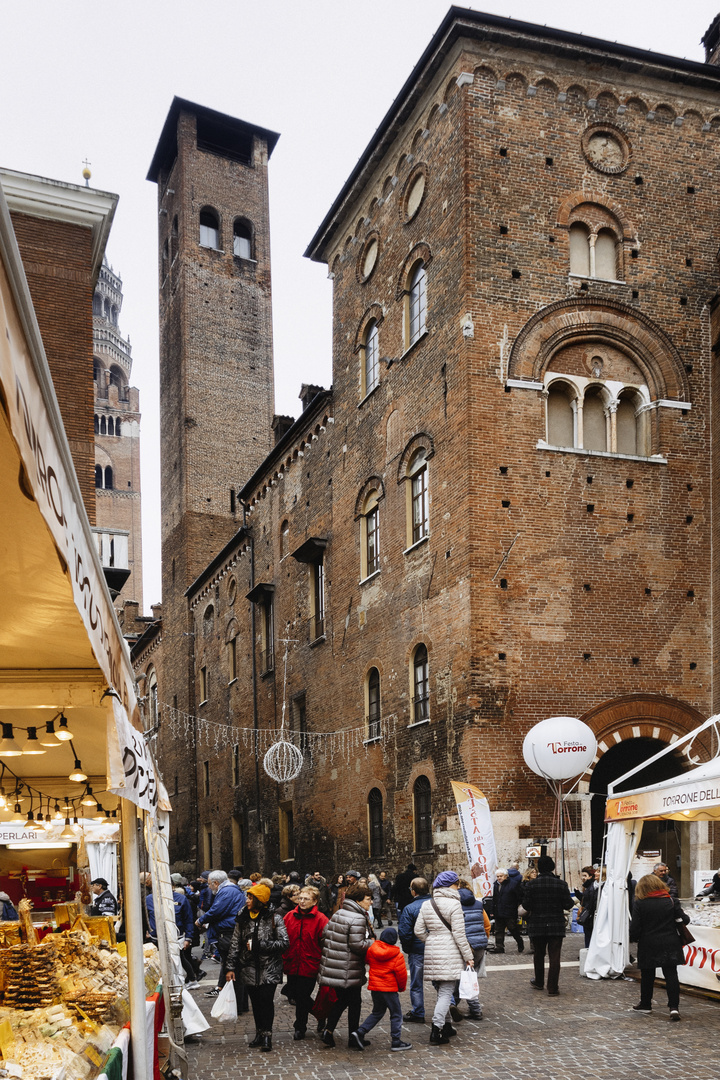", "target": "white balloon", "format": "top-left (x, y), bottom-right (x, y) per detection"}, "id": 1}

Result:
top-left (523, 716), bottom-right (597, 780)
